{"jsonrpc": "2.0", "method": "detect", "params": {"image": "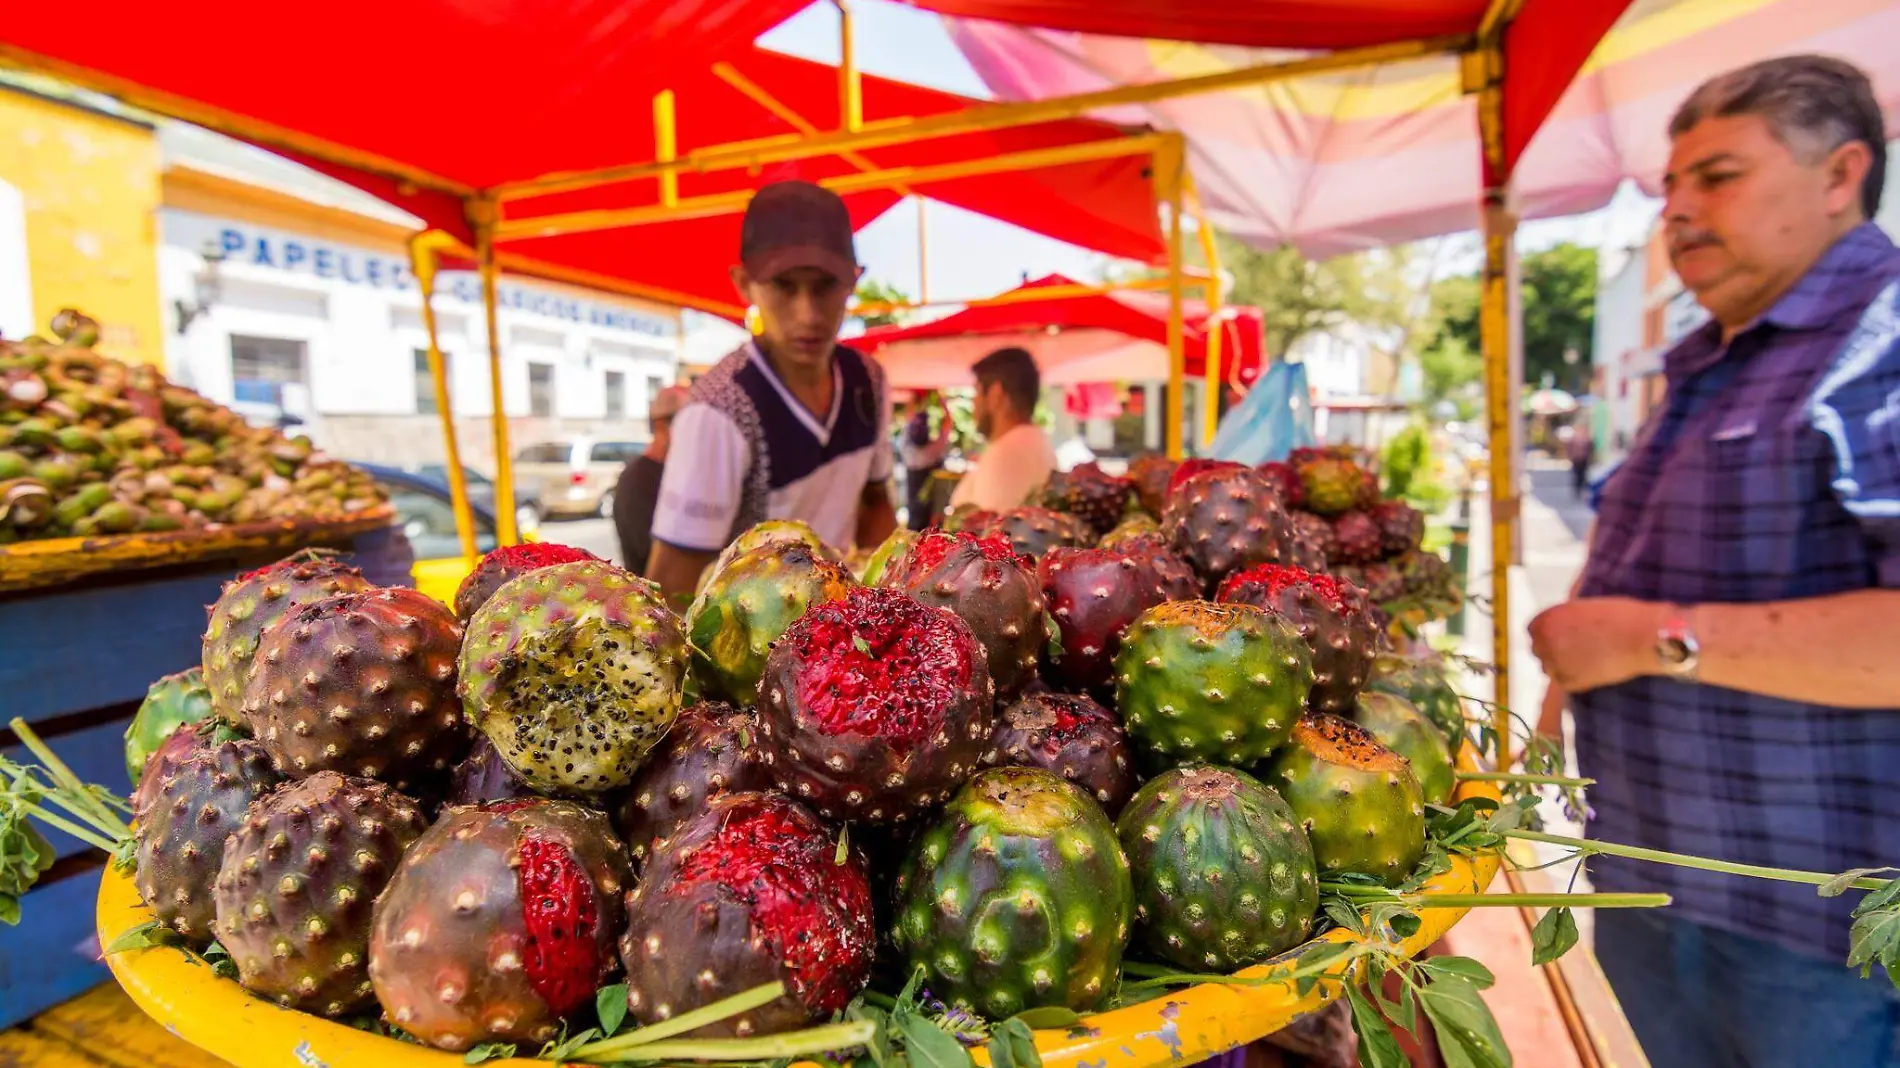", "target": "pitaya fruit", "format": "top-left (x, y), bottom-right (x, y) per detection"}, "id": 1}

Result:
top-left (753, 586), bottom-right (994, 824)
top-left (1110, 533), bottom-right (1202, 601)
top-left (883, 530), bottom-right (1046, 698)
top-left (1289, 510), bottom-right (1335, 560)
top-left (986, 692), bottom-right (1134, 815)
top-left (1165, 458), bottom-right (1246, 496)
top-left (124, 666), bottom-right (215, 782)
top-left (1163, 467), bottom-right (1295, 590)
top-left (460, 560), bottom-right (688, 795)
top-left (989, 506), bottom-right (1086, 559)
top-left (611, 701), bottom-right (776, 867)
top-left (1295, 456), bottom-right (1367, 517)
top-left (1117, 764), bottom-right (1318, 969)
top-left (1337, 561), bottom-right (1405, 605)
top-left (688, 541), bottom-right (856, 706)
top-left (446, 735), bottom-right (539, 808)
top-left (242, 587), bottom-right (466, 788)
top-left (1366, 653), bottom-right (1467, 746)
top-left (1126, 454), bottom-right (1178, 518)
top-left (452, 543), bottom-right (601, 623)
top-left (698, 519), bottom-right (839, 595)
top-left (1263, 714), bottom-right (1426, 886)
top-left (1216, 564), bottom-right (1381, 715)
top-left (858, 528), bottom-right (918, 587)
top-left (1097, 514), bottom-right (1159, 549)
top-left (369, 799), bottom-right (633, 1052)
top-left (1396, 548), bottom-right (1456, 600)
top-left (1255, 461), bottom-right (1305, 509)
top-left (201, 554), bottom-right (373, 725)
top-left (1369, 500), bottom-right (1425, 557)
top-left (621, 792), bottom-right (874, 1037)
top-left (940, 504), bottom-right (998, 535)
top-left (1355, 691), bottom-right (1455, 804)
top-left (892, 766), bottom-right (1131, 1017)
top-left (215, 772), bottom-right (429, 1015)
top-left (1047, 461), bottom-right (1134, 537)
top-left (1113, 601), bottom-right (1312, 769)
top-left (1329, 511), bottom-right (1382, 565)
top-left (134, 728), bottom-right (283, 944)
top-left (1038, 547), bottom-right (1167, 694)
